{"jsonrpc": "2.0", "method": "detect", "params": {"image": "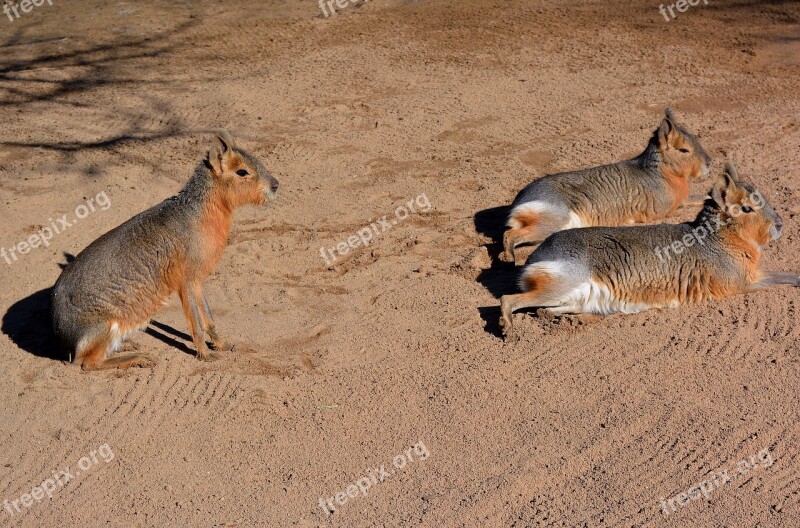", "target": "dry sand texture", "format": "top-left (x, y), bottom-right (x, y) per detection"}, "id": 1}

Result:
top-left (0, 0), bottom-right (800, 526)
